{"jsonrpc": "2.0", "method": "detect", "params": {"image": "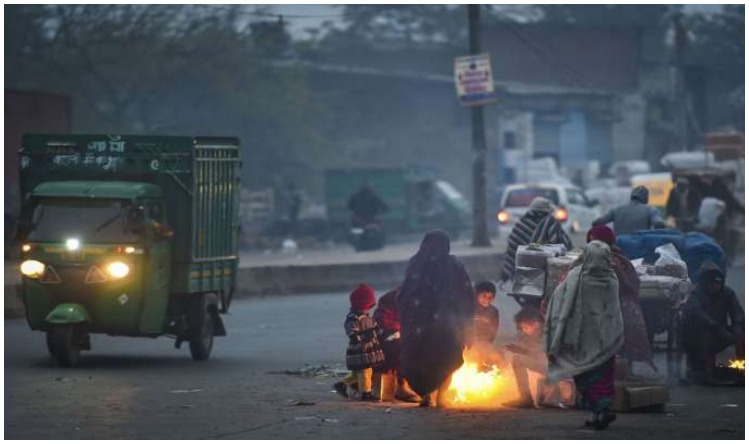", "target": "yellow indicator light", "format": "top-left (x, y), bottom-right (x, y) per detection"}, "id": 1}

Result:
top-left (20, 260), bottom-right (45, 279)
top-left (124, 246), bottom-right (136, 254)
top-left (21, 244), bottom-right (31, 253)
top-left (106, 262), bottom-right (130, 279)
